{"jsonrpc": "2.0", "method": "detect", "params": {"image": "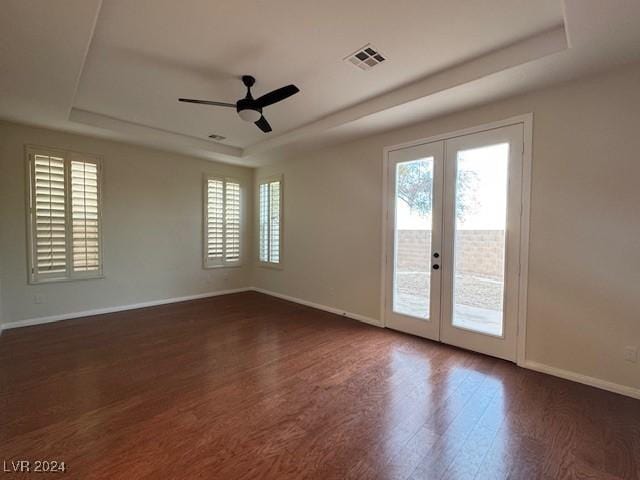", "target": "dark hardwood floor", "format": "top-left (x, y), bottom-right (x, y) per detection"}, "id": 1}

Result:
top-left (1, 292), bottom-right (639, 479)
